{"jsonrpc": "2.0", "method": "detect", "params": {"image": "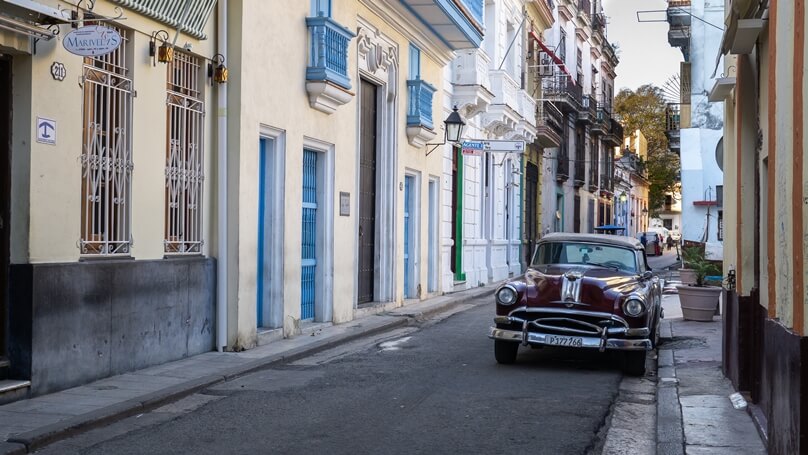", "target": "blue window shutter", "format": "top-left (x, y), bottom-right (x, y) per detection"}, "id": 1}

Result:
top-left (311, 0), bottom-right (331, 17)
top-left (409, 44), bottom-right (420, 80)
